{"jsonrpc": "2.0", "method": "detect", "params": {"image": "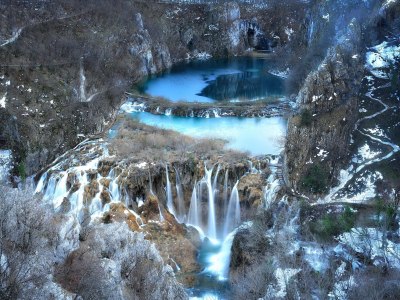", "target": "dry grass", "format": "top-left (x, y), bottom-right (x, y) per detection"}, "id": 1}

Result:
top-left (109, 117), bottom-right (236, 163)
